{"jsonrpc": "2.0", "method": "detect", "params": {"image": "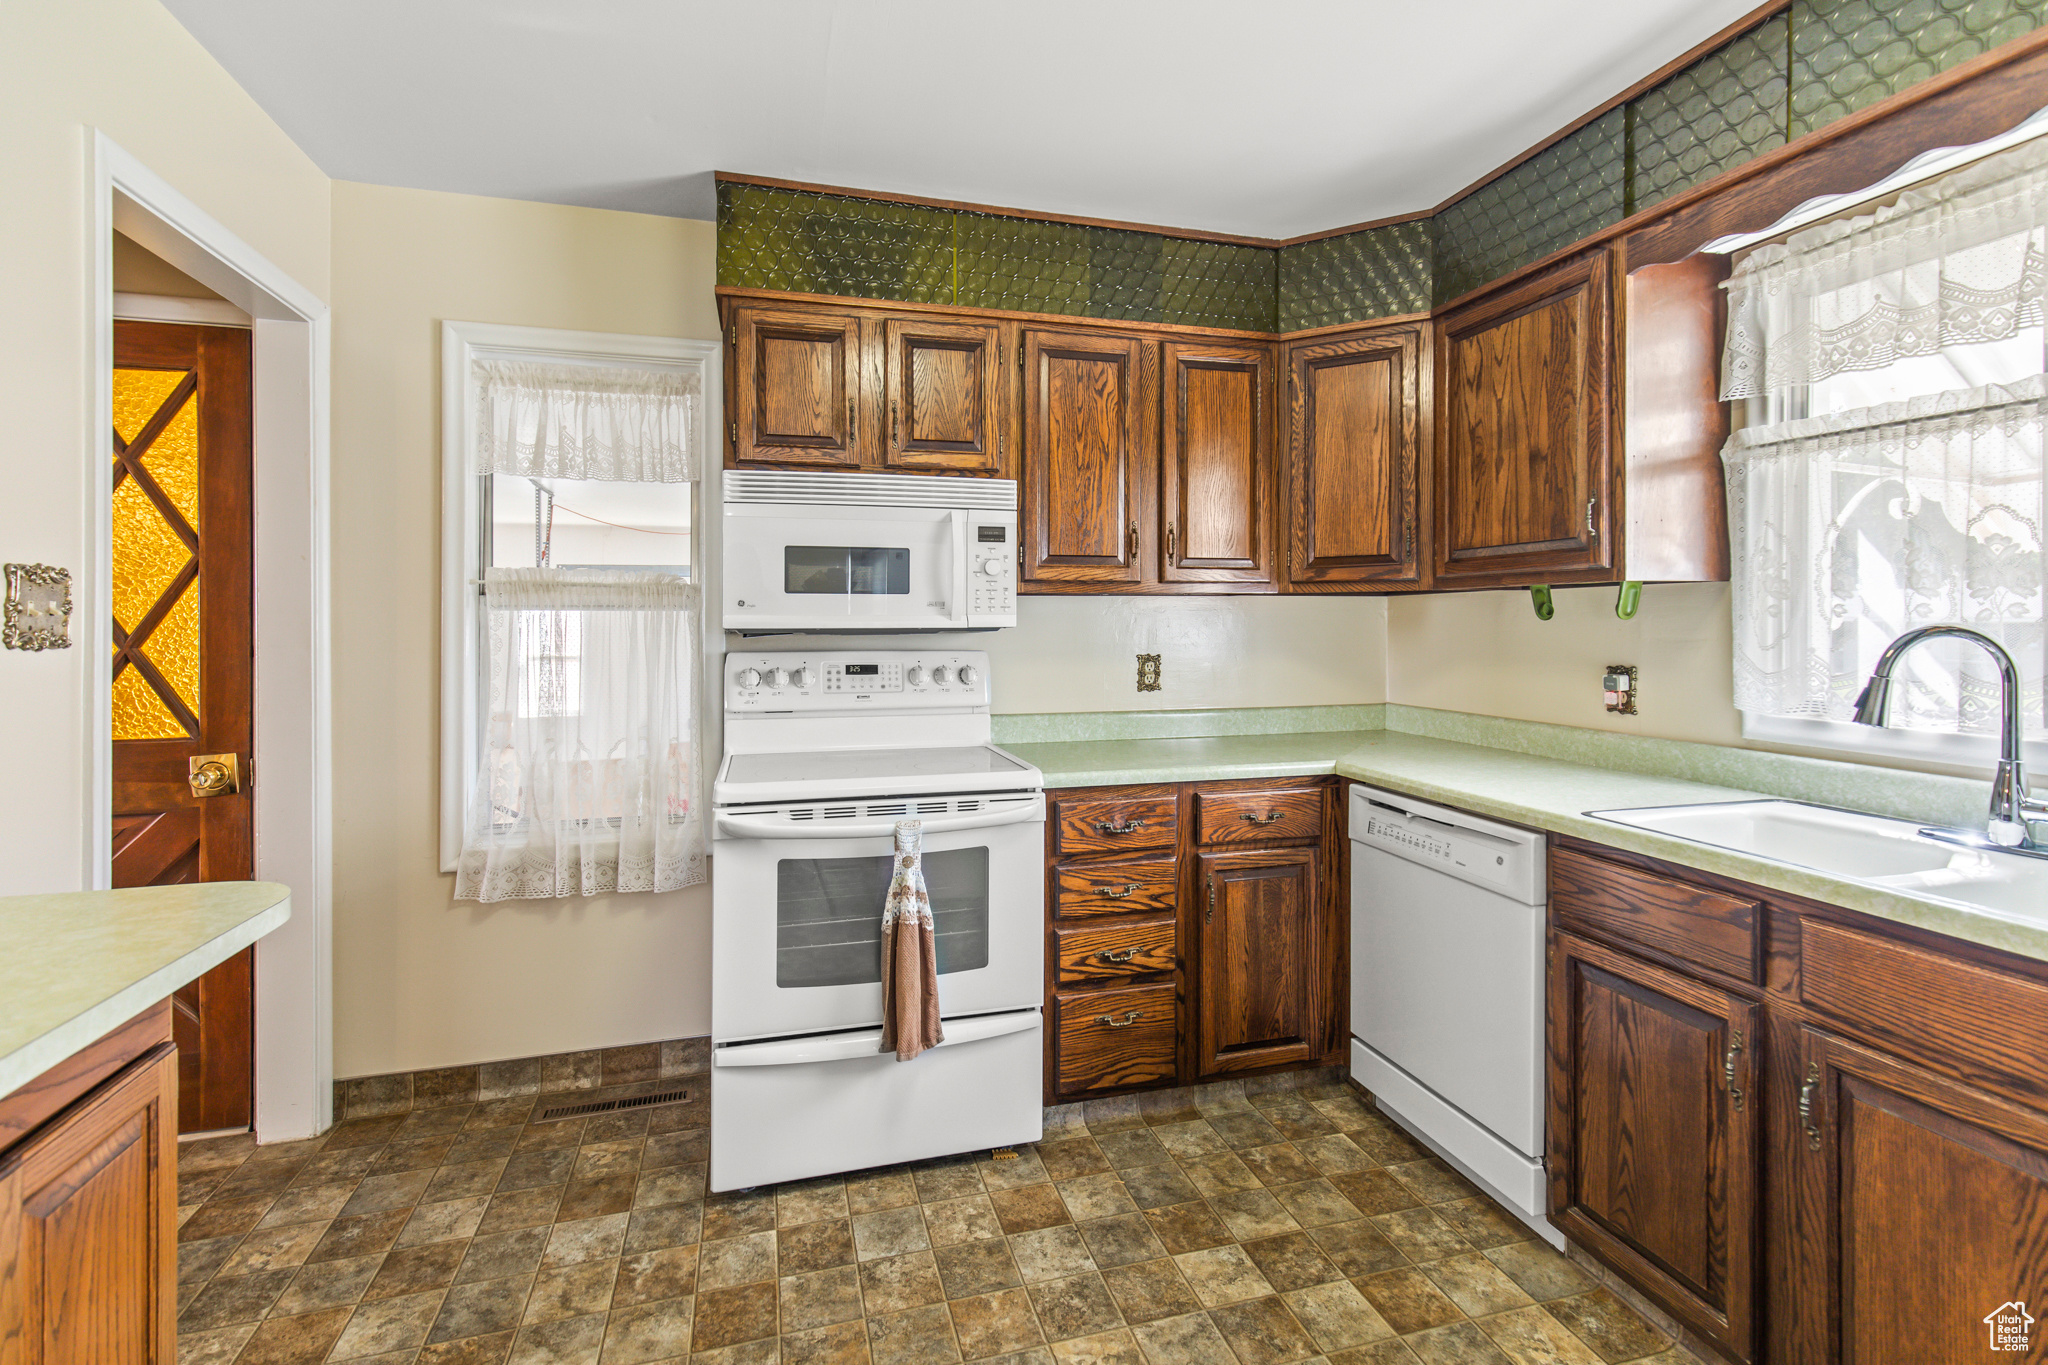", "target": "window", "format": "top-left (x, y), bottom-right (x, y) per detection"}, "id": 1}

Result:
top-left (439, 323), bottom-right (720, 894)
top-left (1720, 132), bottom-right (2048, 768)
